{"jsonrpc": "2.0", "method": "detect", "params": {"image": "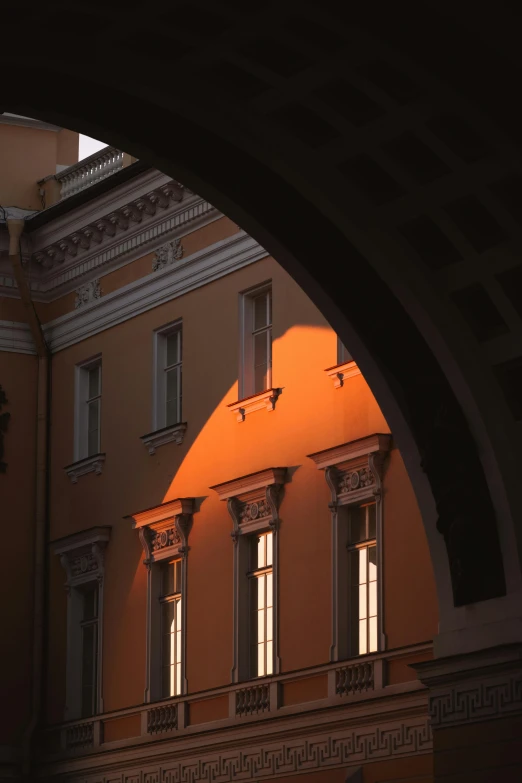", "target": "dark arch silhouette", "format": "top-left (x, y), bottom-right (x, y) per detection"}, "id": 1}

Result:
top-left (4, 0), bottom-right (522, 642)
